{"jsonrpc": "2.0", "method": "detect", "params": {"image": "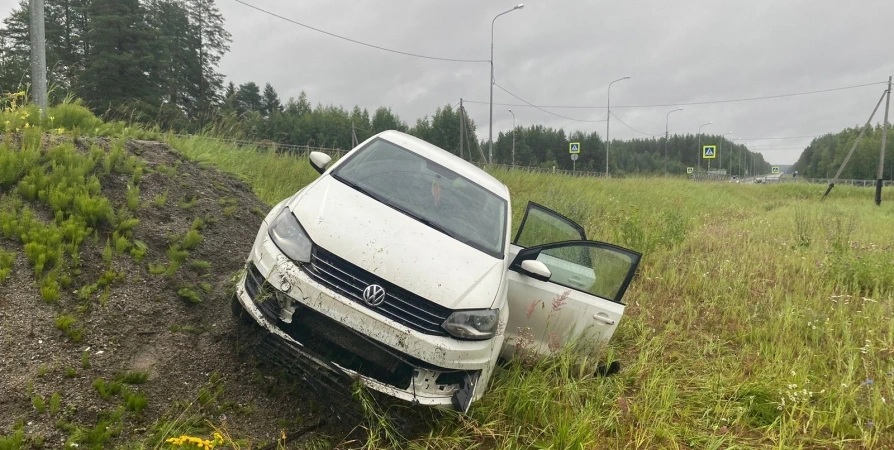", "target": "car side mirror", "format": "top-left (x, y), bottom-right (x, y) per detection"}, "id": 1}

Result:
top-left (309, 152), bottom-right (332, 174)
top-left (519, 259), bottom-right (551, 281)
